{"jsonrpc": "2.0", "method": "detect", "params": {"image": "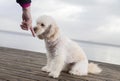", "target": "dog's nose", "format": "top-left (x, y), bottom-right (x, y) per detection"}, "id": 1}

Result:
top-left (33, 27), bottom-right (37, 33)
